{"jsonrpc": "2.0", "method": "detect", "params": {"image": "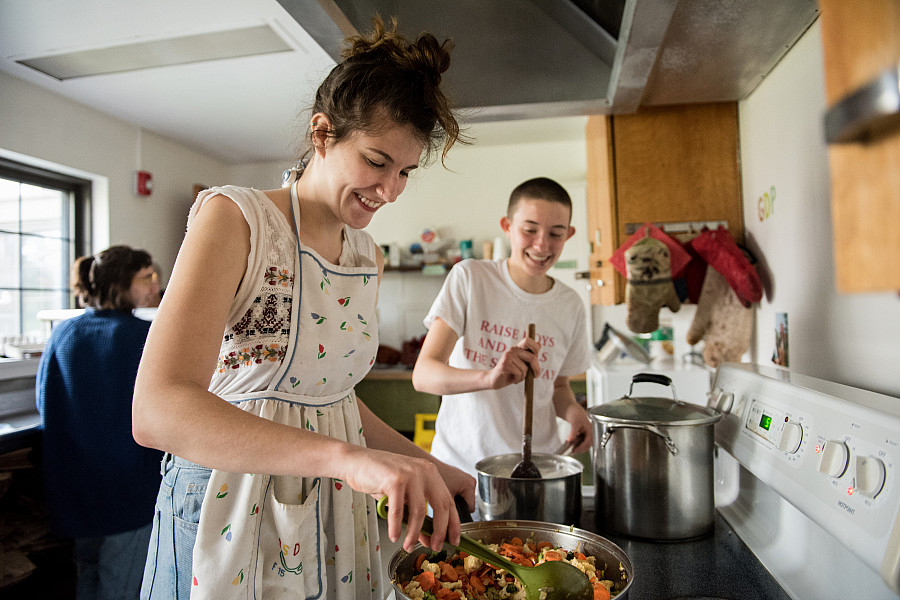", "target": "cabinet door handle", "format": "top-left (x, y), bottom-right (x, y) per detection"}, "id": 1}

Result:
top-left (825, 64), bottom-right (900, 144)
